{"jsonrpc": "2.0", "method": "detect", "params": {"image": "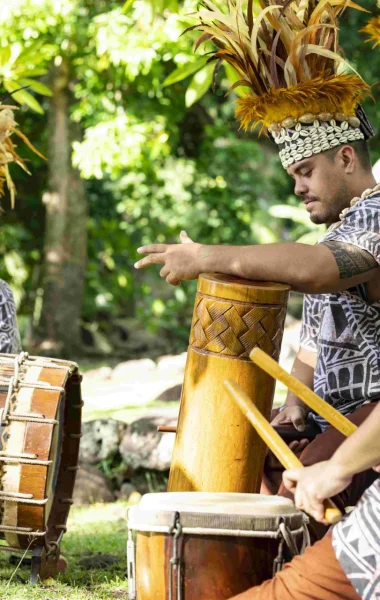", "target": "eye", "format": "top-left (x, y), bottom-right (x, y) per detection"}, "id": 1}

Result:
top-left (302, 169), bottom-right (312, 178)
